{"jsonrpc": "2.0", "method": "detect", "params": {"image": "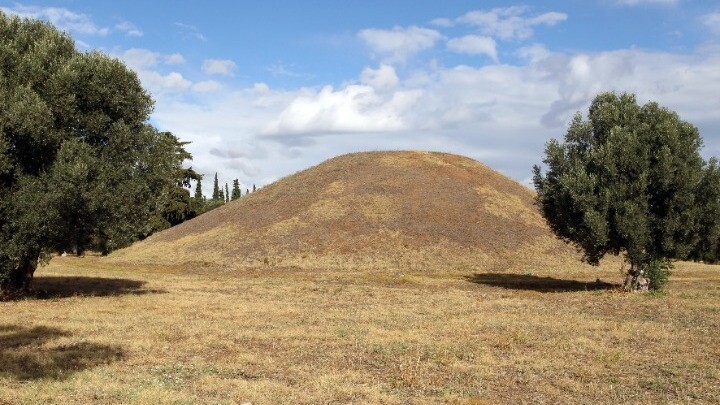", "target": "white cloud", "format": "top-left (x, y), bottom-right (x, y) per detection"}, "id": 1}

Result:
top-left (192, 80), bottom-right (222, 93)
top-left (119, 48), bottom-right (159, 69)
top-left (75, 39), bottom-right (91, 49)
top-left (115, 21), bottom-right (143, 37)
top-left (151, 45), bottom-right (720, 190)
top-left (164, 53), bottom-right (186, 65)
top-left (261, 84), bottom-right (423, 135)
top-left (1, 4), bottom-right (109, 35)
top-left (516, 44), bottom-right (552, 63)
top-left (1, 5), bottom-right (145, 37)
top-left (113, 49), bottom-right (192, 94)
top-left (117, 49), bottom-right (186, 69)
top-left (266, 63), bottom-right (310, 78)
top-left (358, 25), bottom-right (442, 63)
top-left (457, 6), bottom-right (567, 40)
top-left (175, 22), bottom-right (207, 41)
top-left (447, 35), bottom-right (498, 62)
top-left (360, 64), bottom-right (399, 92)
top-left (202, 59), bottom-right (237, 76)
top-left (141, 71), bottom-right (192, 93)
top-left (703, 11), bottom-right (720, 35)
top-left (430, 17), bottom-right (454, 27)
